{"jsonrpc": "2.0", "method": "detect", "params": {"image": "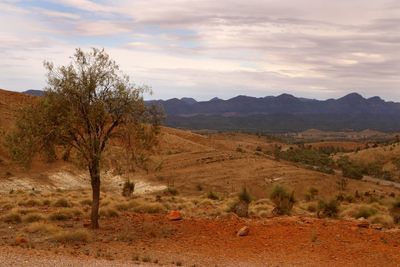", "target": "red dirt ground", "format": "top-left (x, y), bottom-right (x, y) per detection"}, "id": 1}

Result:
top-left (3, 214), bottom-right (400, 266)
